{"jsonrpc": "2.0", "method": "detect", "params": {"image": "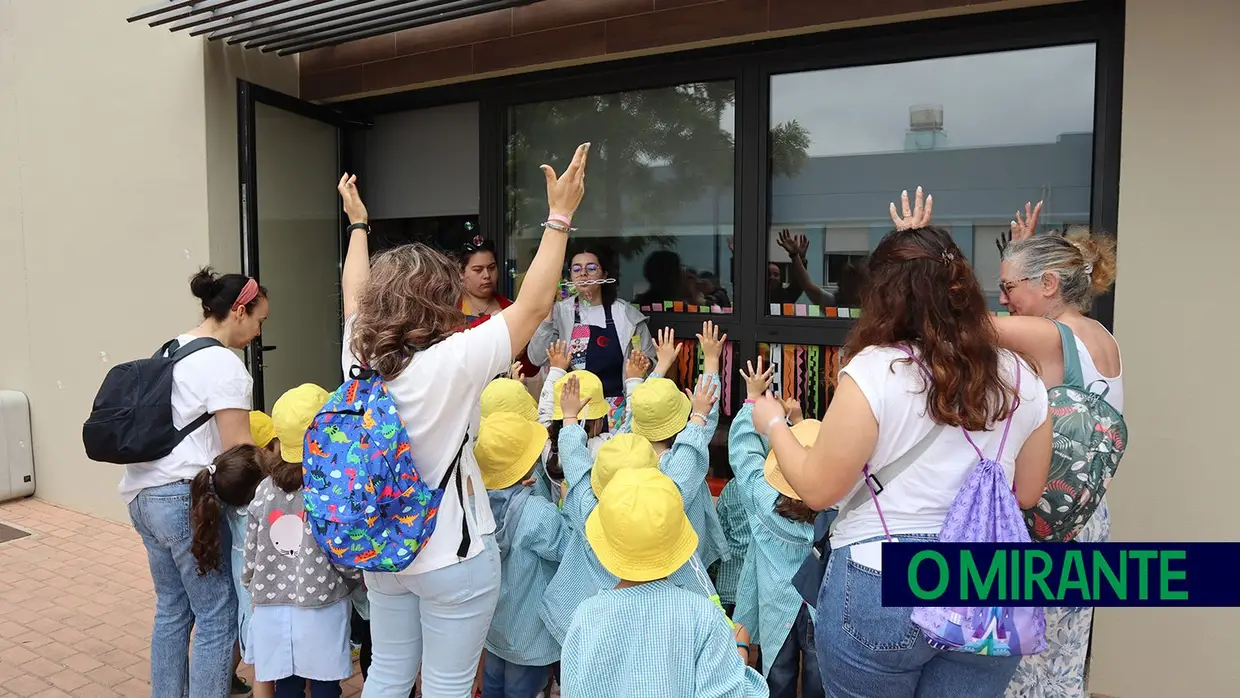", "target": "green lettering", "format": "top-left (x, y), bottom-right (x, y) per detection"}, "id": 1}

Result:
top-left (1023, 549), bottom-right (1055, 601)
top-left (1092, 550), bottom-right (1126, 599)
top-left (1058, 549), bottom-right (1090, 602)
top-left (962, 550), bottom-right (1005, 602)
top-left (1159, 550), bottom-right (1189, 601)
top-left (1129, 550), bottom-right (1157, 600)
top-left (1011, 545), bottom-right (1020, 600)
top-left (909, 550), bottom-right (949, 600)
